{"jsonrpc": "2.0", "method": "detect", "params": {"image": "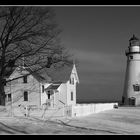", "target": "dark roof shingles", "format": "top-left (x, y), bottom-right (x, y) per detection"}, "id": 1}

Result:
top-left (5, 64), bottom-right (73, 83)
top-left (45, 65), bottom-right (73, 83)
